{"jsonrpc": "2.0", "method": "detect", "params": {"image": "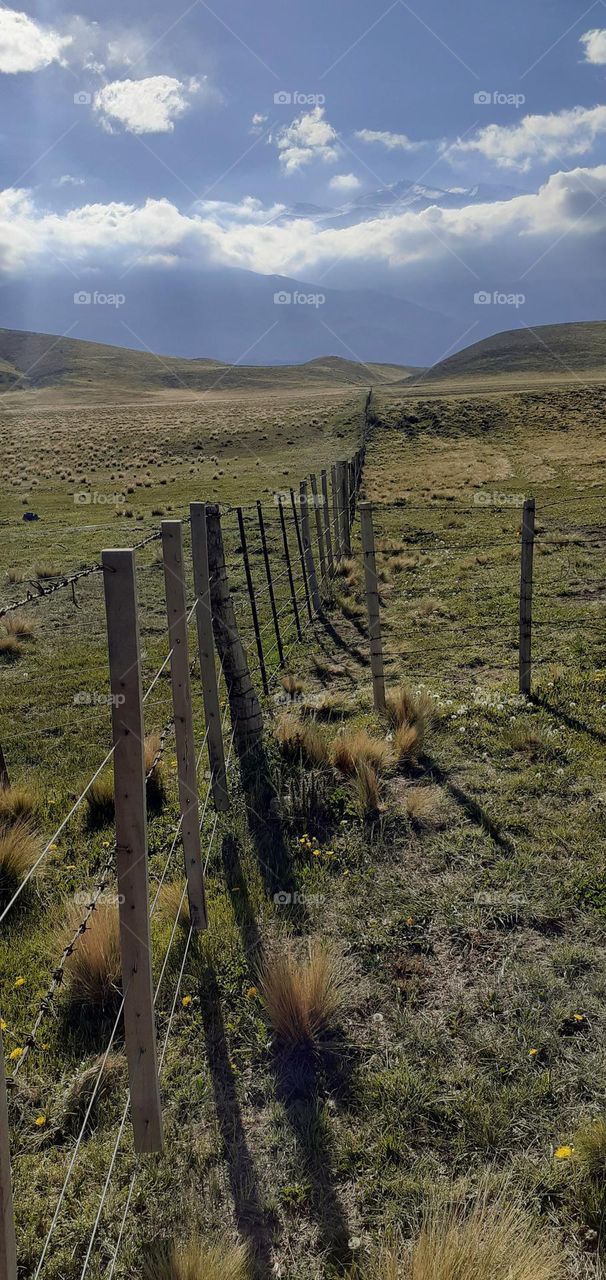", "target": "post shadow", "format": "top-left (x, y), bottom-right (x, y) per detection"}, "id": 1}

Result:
top-left (530, 693), bottom-right (606, 745)
top-left (424, 755), bottom-right (516, 855)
